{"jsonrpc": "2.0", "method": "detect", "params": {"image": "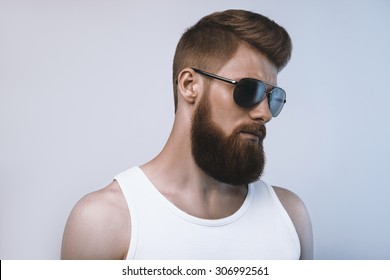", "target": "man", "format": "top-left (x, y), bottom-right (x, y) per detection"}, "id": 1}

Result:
top-left (61, 9), bottom-right (313, 260)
